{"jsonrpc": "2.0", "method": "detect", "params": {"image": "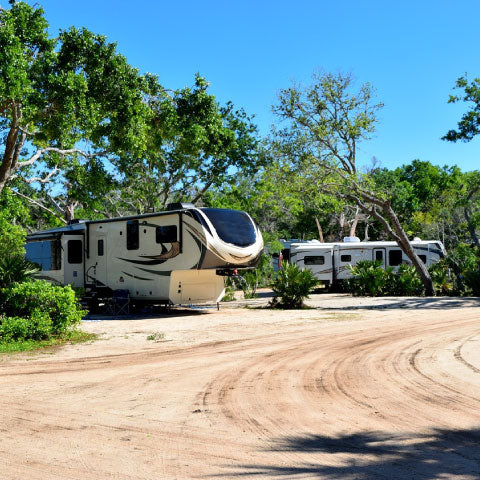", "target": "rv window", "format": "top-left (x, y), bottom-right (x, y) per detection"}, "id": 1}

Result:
top-left (200, 208), bottom-right (256, 247)
top-left (156, 225), bottom-right (177, 244)
top-left (340, 255), bottom-right (352, 262)
top-left (375, 250), bottom-right (383, 261)
top-left (389, 250), bottom-right (403, 266)
top-left (304, 256), bottom-right (325, 265)
top-left (98, 239), bottom-right (104, 256)
top-left (25, 239), bottom-right (61, 271)
top-left (68, 240), bottom-right (83, 264)
top-left (418, 254), bottom-right (427, 264)
top-left (127, 220), bottom-right (139, 250)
